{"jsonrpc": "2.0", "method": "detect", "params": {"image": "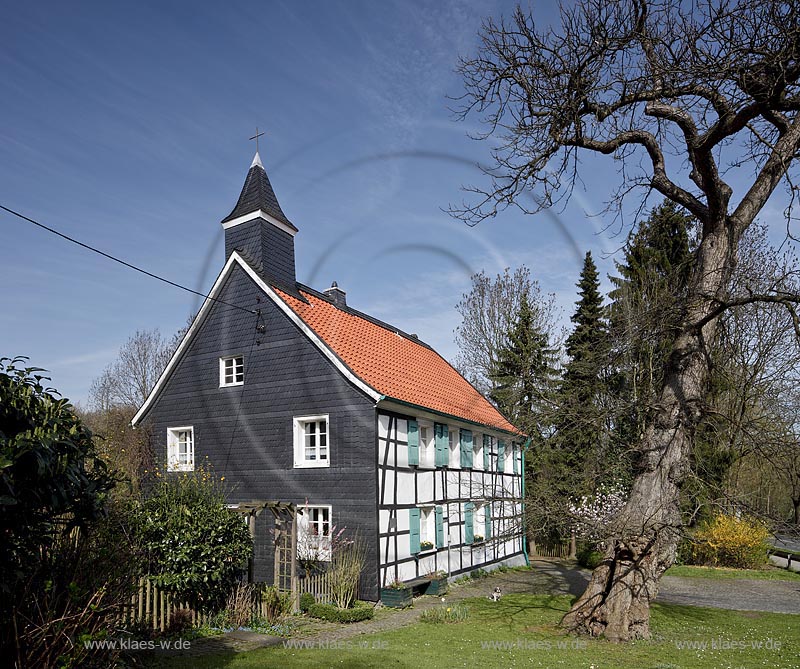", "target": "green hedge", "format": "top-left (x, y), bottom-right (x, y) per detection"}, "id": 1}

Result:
top-left (299, 592), bottom-right (315, 613)
top-left (307, 602), bottom-right (374, 623)
top-left (576, 546), bottom-right (604, 569)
